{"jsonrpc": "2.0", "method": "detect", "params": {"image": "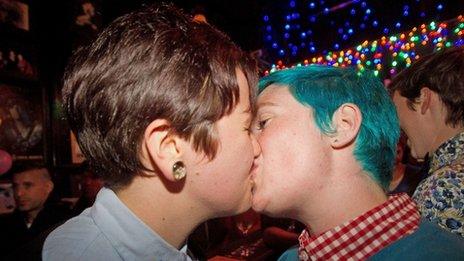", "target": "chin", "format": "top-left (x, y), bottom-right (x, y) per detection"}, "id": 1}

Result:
top-left (18, 206), bottom-right (29, 212)
top-left (222, 197), bottom-right (252, 216)
top-left (251, 194), bottom-right (268, 214)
